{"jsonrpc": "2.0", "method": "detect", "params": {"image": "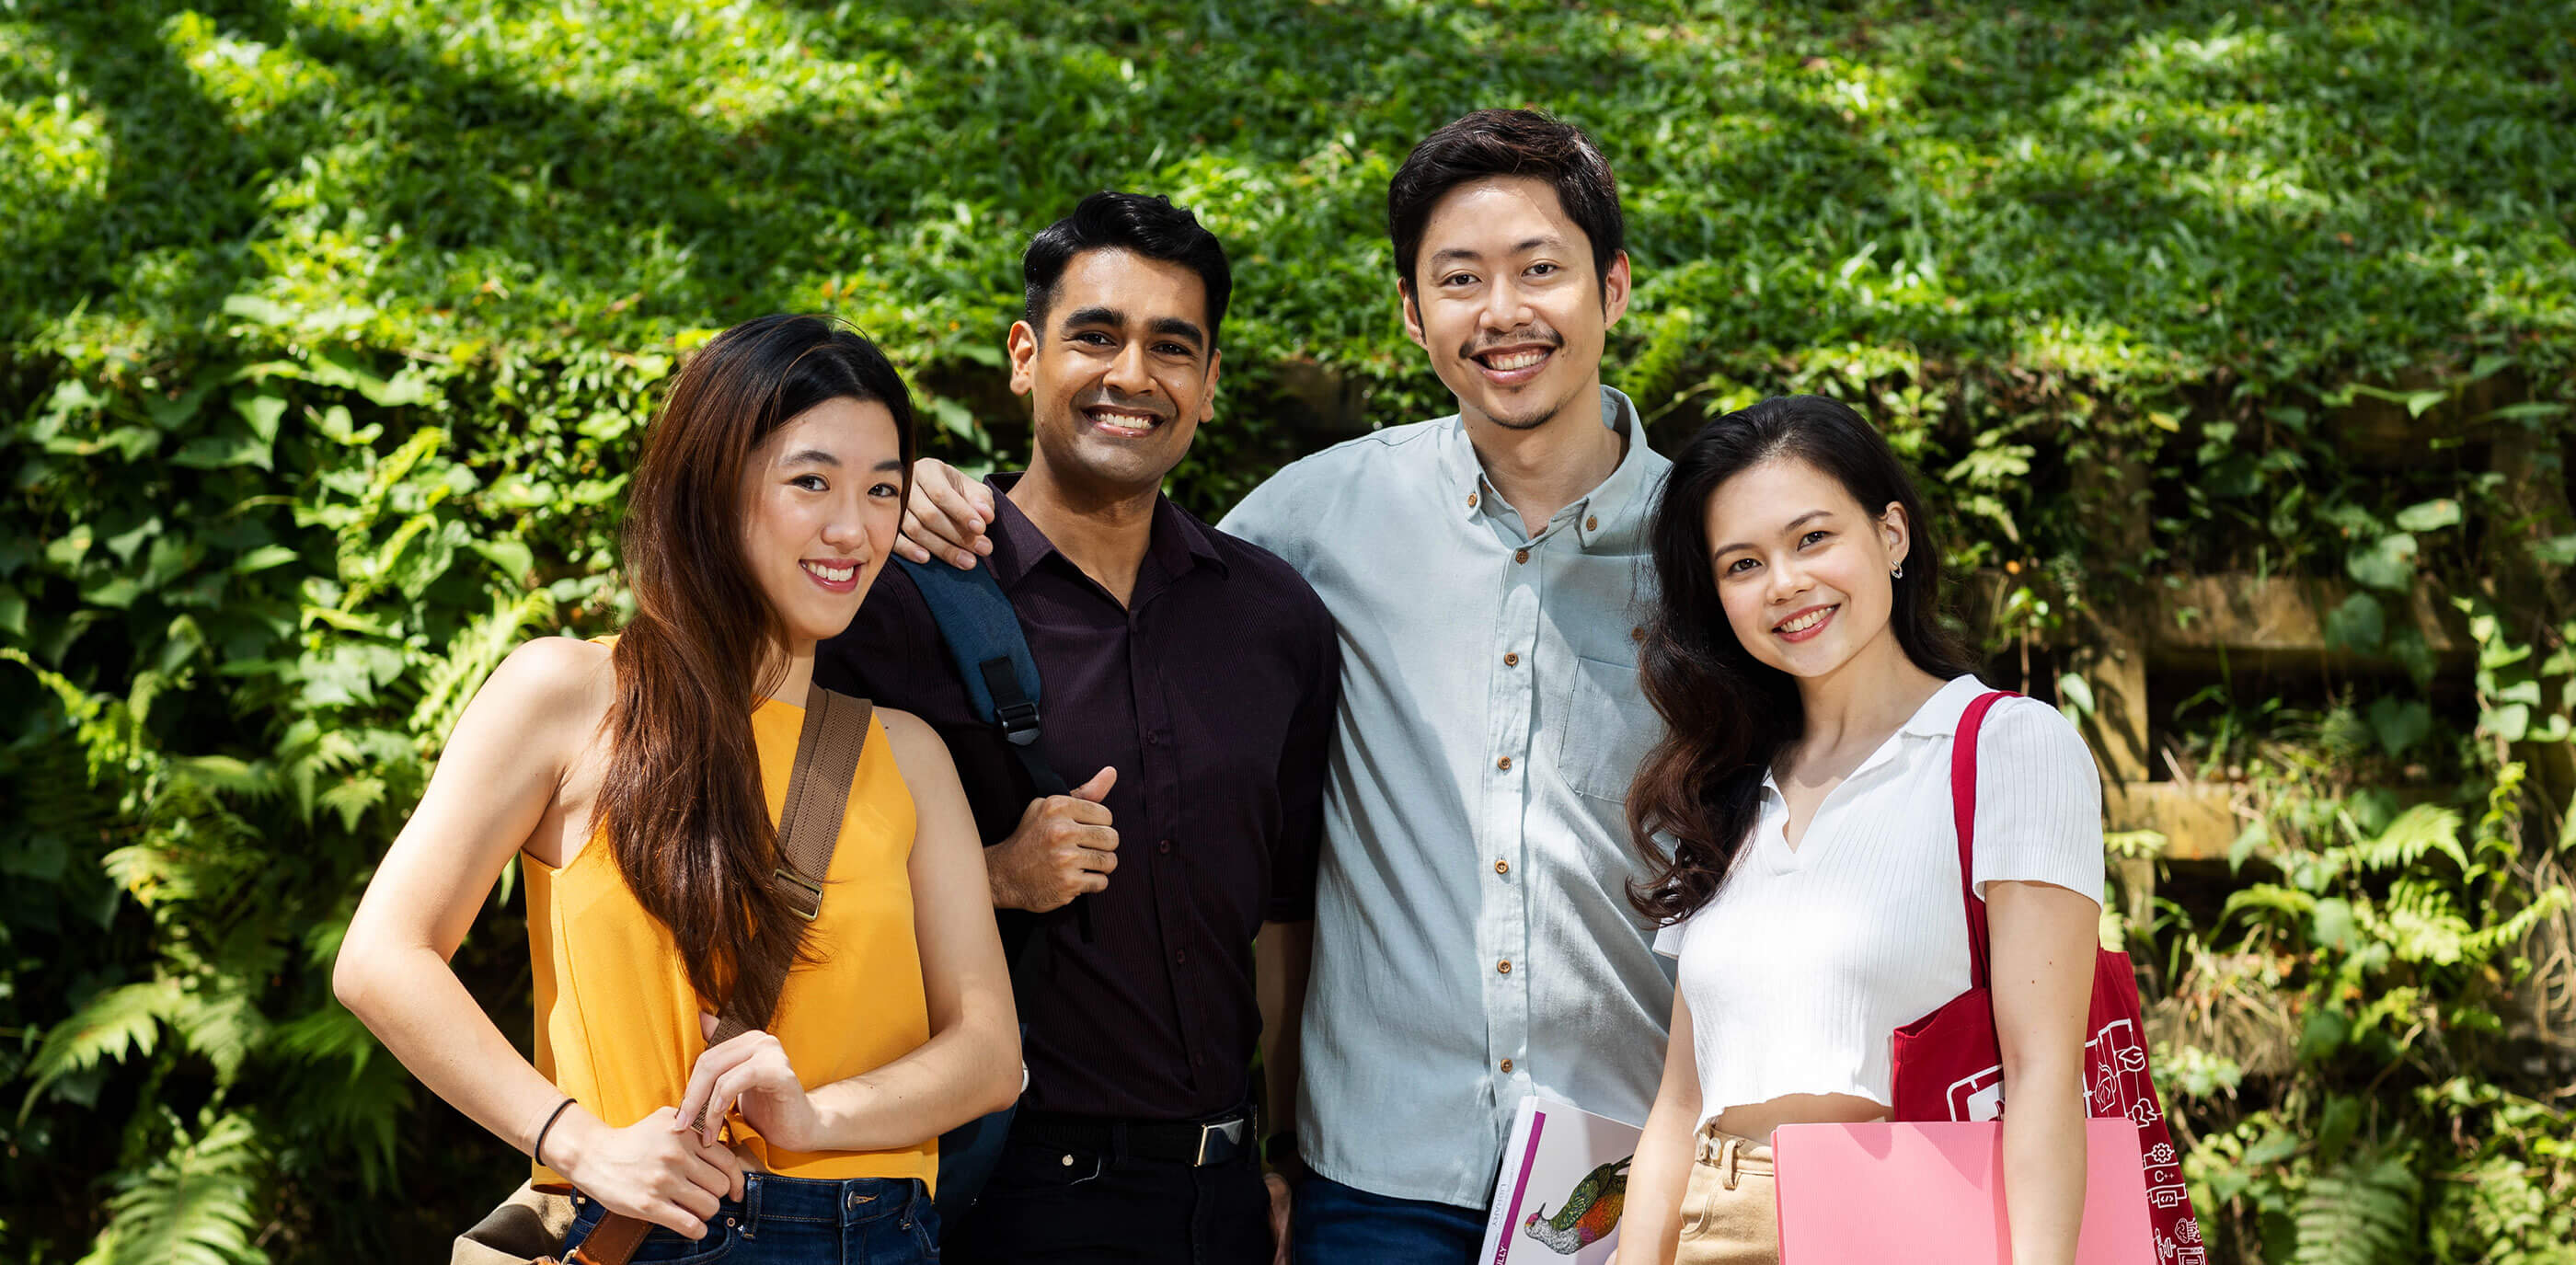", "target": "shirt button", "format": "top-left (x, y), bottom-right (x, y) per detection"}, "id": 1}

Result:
top-left (1503, 652), bottom-right (1519, 667)
top-left (1467, 491), bottom-right (1479, 508)
top-left (1514, 547), bottom-right (1531, 564)
top-left (1158, 839), bottom-right (1172, 855)
top-left (1501, 1058), bottom-right (1514, 1074)
top-left (1498, 960), bottom-right (1512, 974)
top-left (1585, 515), bottom-right (1598, 531)
top-left (1496, 756), bottom-right (1512, 772)
top-left (1494, 859), bottom-right (1510, 876)
top-left (1176, 948), bottom-right (1189, 964)
top-left (1630, 626), bottom-right (1646, 642)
